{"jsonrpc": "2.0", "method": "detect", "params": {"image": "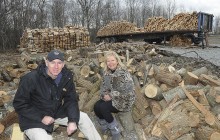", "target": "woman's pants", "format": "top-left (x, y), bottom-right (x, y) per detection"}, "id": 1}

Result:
top-left (94, 100), bottom-right (120, 123)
